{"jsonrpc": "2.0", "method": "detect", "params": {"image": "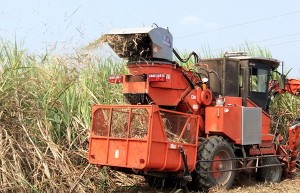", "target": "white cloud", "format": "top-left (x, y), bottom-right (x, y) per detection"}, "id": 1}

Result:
top-left (204, 21), bottom-right (218, 29)
top-left (180, 15), bottom-right (218, 29)
top-left (180, 15), bottom-right (201, 25)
